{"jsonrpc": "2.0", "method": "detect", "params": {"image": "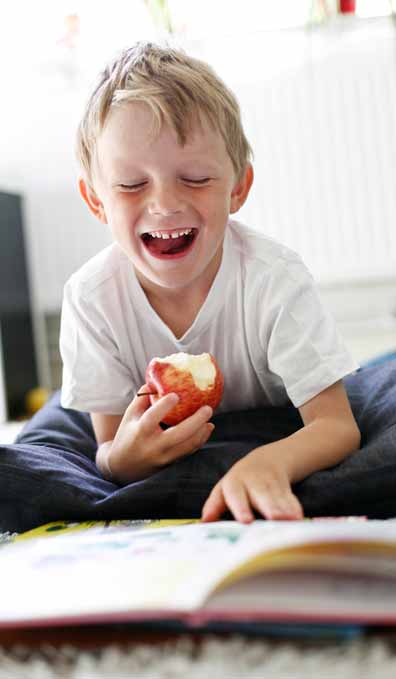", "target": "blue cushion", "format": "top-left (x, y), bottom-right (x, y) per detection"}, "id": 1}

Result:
top-left (0, 360), bottom-right (395, 532)
top-left (361, 350), bottom-right (396, 368)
